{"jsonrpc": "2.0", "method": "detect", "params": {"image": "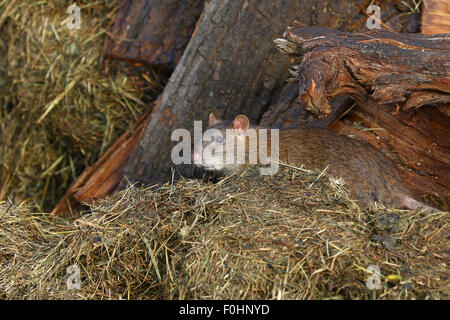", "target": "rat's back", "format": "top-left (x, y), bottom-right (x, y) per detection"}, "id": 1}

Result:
top-left (194, 113), bottom-right (436, 210)
top-left (278, 128), bottom-right (409, 208)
